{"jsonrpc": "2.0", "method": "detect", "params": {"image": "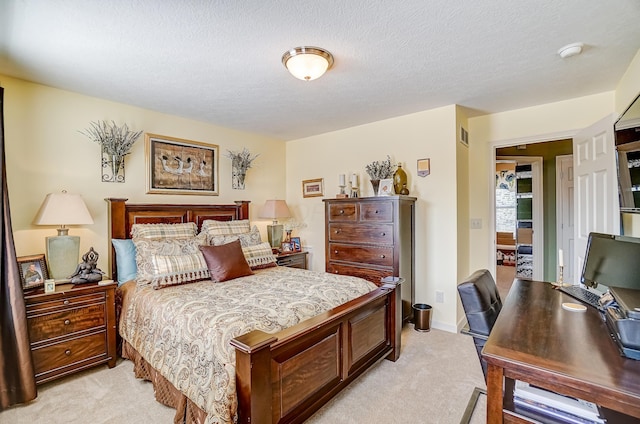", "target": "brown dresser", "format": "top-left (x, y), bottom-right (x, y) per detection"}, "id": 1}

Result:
top-left (324, 196), bottom-right (416, 322)
top-left (24, 282), bottom-right (117, 384)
